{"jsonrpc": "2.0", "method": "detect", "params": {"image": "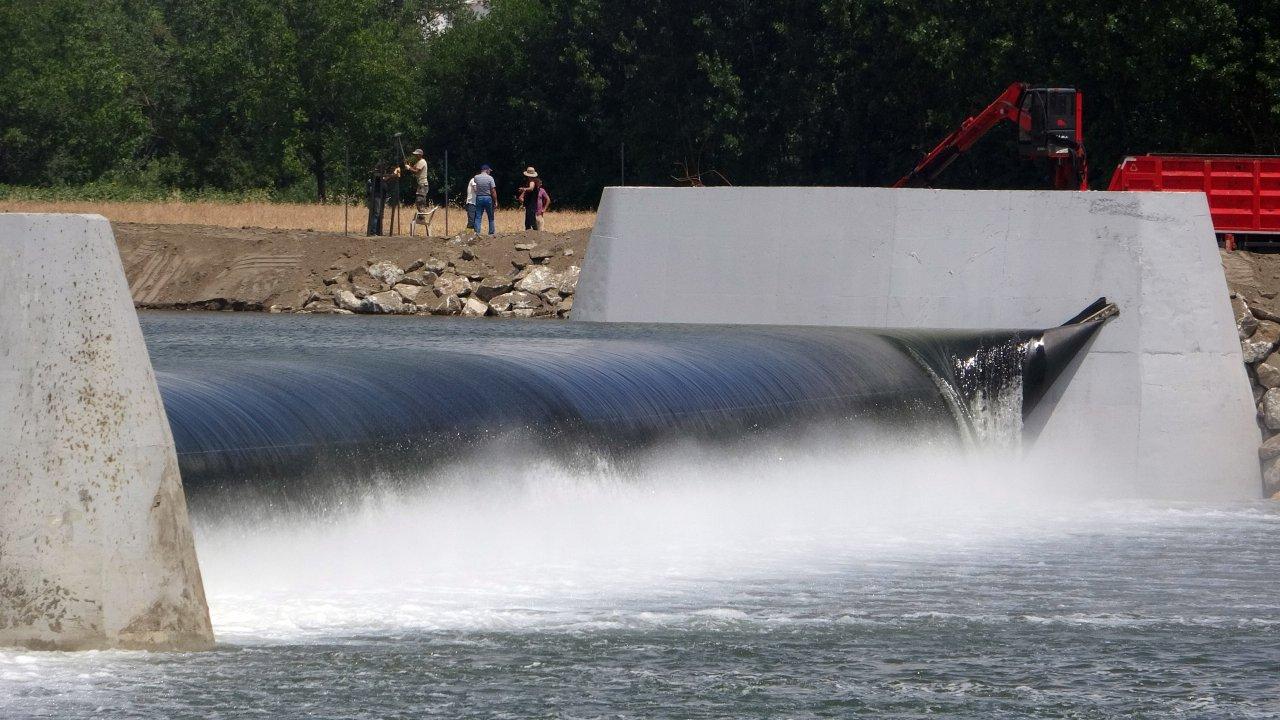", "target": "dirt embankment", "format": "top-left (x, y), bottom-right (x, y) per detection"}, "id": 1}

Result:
top-left (115, 223), bottom-right (590, 311)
